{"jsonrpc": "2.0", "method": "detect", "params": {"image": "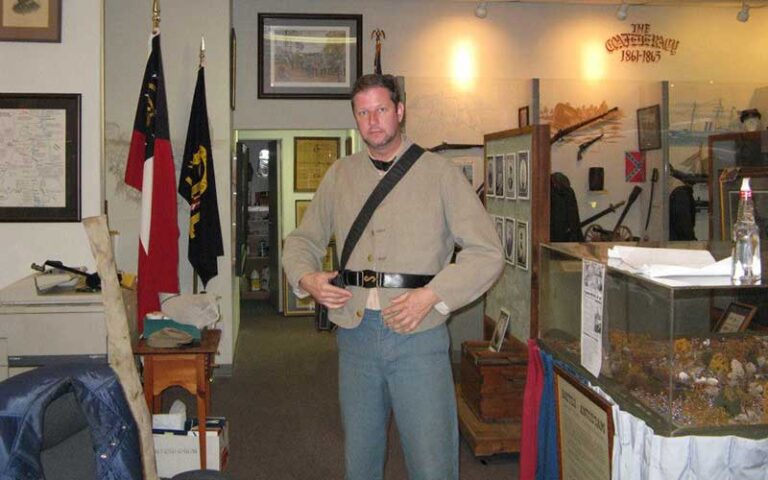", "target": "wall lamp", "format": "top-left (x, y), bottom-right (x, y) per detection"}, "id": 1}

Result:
top-left (475, 2), bottom-right (488, 19)
top-left (616, 1), bottom-right (629, 21)
top-left (737, 1), bottom-right (750, 22)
